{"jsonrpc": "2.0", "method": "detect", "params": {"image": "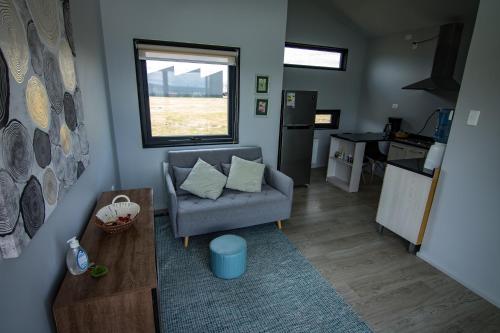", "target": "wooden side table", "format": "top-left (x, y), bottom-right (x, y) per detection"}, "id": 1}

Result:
top-left (53, 188), bottom-right (158, 333)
